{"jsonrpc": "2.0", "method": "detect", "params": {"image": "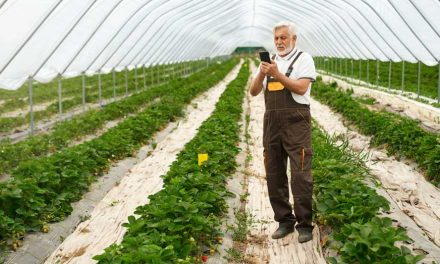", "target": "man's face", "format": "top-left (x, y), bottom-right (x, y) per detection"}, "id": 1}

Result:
top-left (274, 27), bottom-right (297, 56)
